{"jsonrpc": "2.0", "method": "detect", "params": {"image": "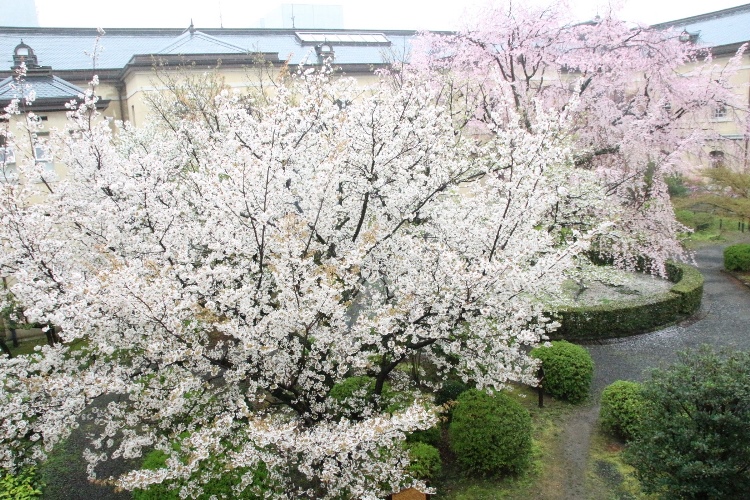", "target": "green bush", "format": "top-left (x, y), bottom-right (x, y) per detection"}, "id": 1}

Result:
top-left (405, 442), bottom-right (442, 480)
top-left (449, 389), bottom-right (532, 476)
top-left (625, 346), bottom-right (750, 498)
top-left (724, 243), bottom-right (750, 272)
top-left (552, 262), bottom-right (703, 339)
top-left (0, 467), bottom-right (42, 499)
top-left (531, 341), bottom-right (593, 404)
top-left (665, 174), bottom-right (689, 198)
top-left (132, 449), bottom-right (270, 499)
top-left (599, 381), bottom-right (644, 441)
top-left (406, 425), bottom-right (441, 447)
top-left (434, 379), bottom-right (470, 406)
